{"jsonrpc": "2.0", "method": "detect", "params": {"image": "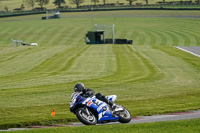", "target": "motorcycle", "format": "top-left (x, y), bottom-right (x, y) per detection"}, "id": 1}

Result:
top-left (70, 92), bottom-right (132, 125)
